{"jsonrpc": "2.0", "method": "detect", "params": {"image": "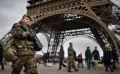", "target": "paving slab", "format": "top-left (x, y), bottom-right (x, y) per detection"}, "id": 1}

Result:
top-left (0, 64), bottom-right (120, 74)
